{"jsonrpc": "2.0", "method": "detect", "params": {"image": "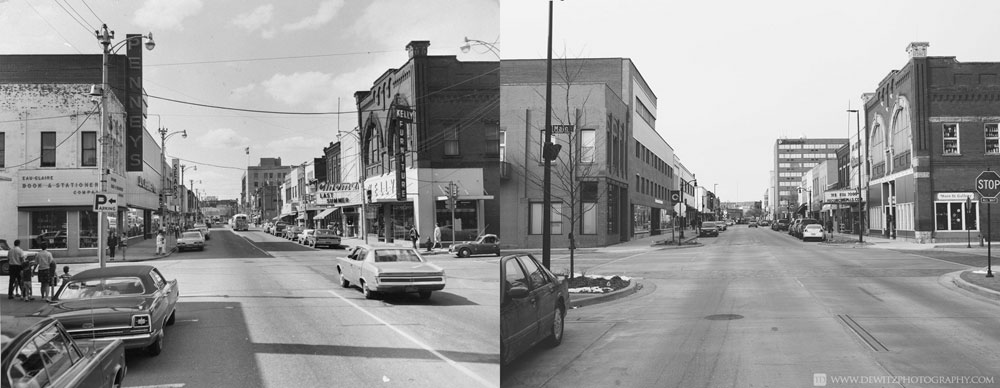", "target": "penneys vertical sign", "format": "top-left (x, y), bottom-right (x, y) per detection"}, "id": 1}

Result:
top-left (125, 34), bottom-right (145, 171)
